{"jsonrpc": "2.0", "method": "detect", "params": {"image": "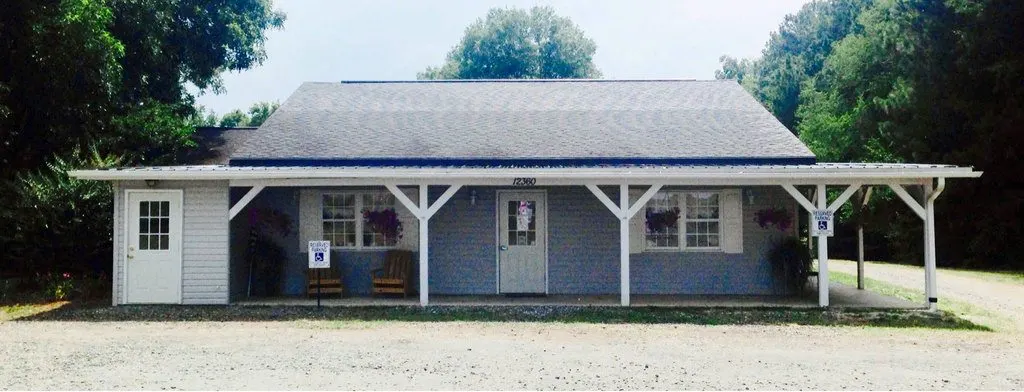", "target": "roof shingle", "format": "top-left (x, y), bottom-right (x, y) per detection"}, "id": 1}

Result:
top-left (232, 80), bottom-right (815, 166)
